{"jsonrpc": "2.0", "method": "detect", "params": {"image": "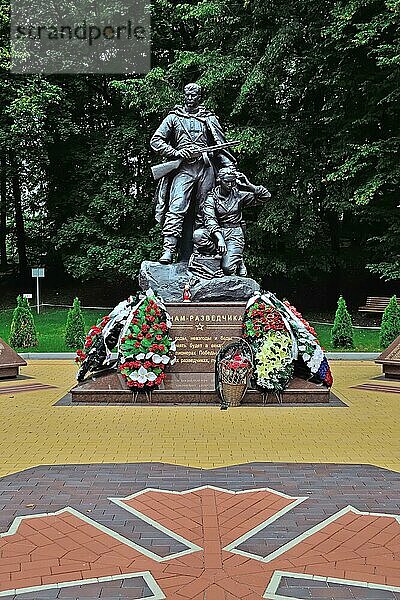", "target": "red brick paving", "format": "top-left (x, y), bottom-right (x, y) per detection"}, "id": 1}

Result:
top-left (0, 463), bottom-right (399, 598)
